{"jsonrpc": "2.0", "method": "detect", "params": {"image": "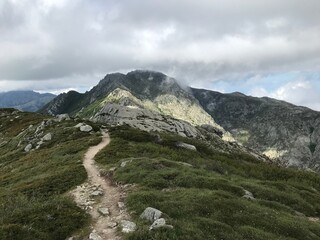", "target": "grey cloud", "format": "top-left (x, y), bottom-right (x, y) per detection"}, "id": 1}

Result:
top-left (0, 0), bottom-right (320, 94)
